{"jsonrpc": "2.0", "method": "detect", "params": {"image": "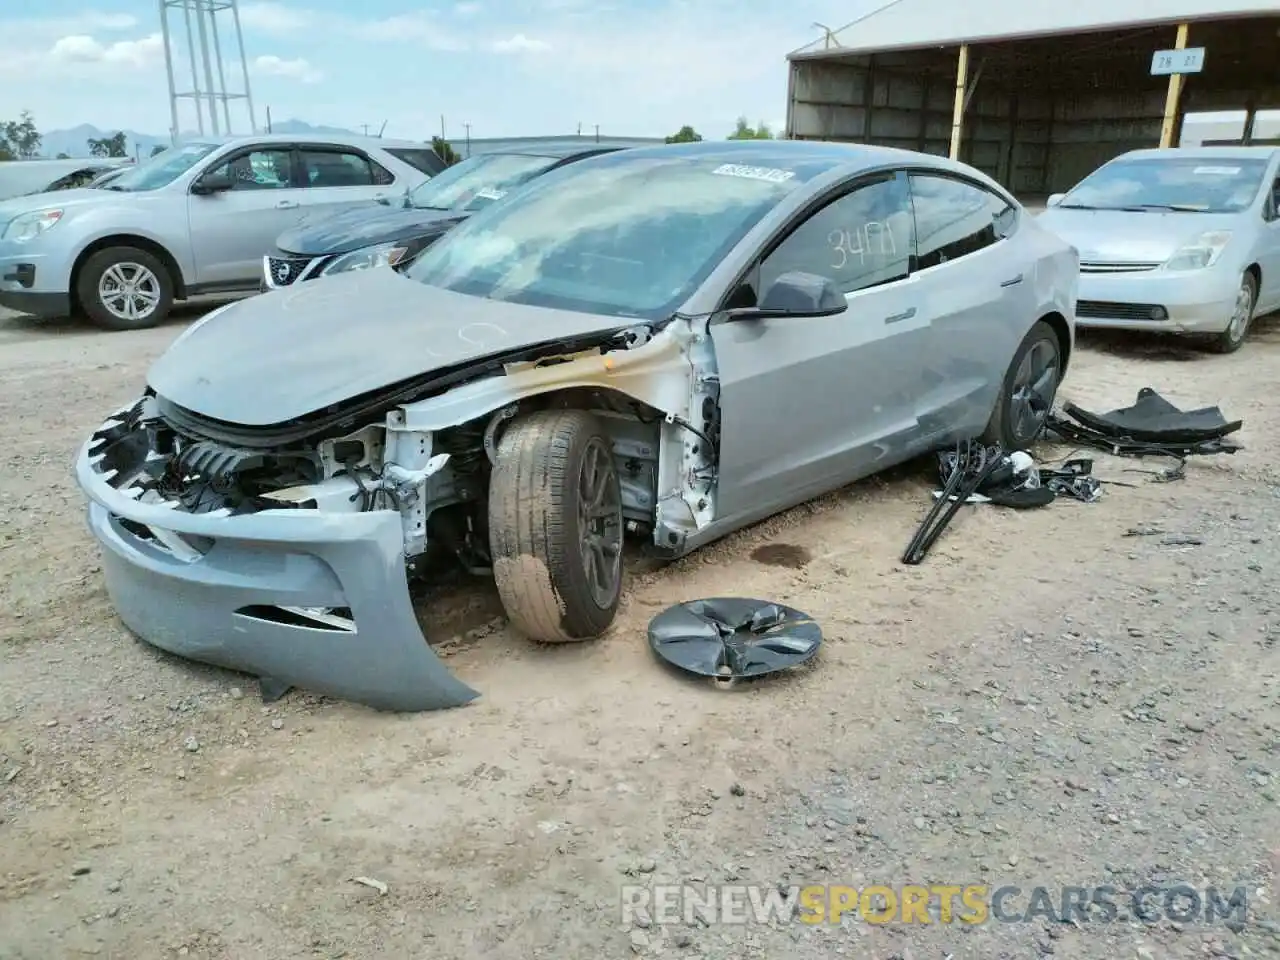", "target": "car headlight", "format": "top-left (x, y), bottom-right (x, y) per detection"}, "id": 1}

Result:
top-left (3, 208), bottom-right (64, 242)
top-left (1162, 230), bottom-right (1232, 271)
top-left (321, 242), bottom-right (410, 276)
